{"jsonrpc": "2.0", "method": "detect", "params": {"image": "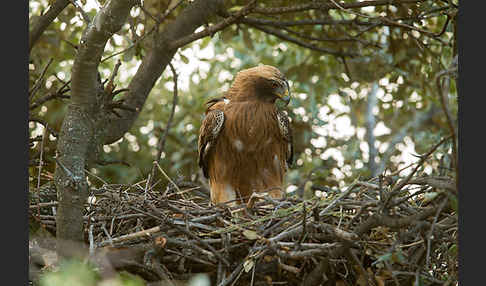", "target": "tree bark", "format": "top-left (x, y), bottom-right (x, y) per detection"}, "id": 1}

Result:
top-left (54, 0), bottom-right (138, 258)
top-left (365, 82), bottom-right (379, 176)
